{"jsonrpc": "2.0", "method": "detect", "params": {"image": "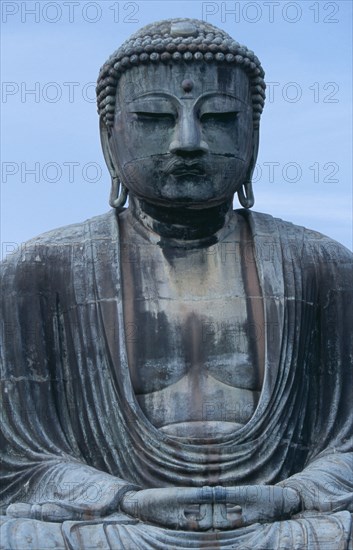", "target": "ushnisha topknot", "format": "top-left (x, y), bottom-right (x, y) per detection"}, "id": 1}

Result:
top-left (96, 18), bottom-right (266, 129)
